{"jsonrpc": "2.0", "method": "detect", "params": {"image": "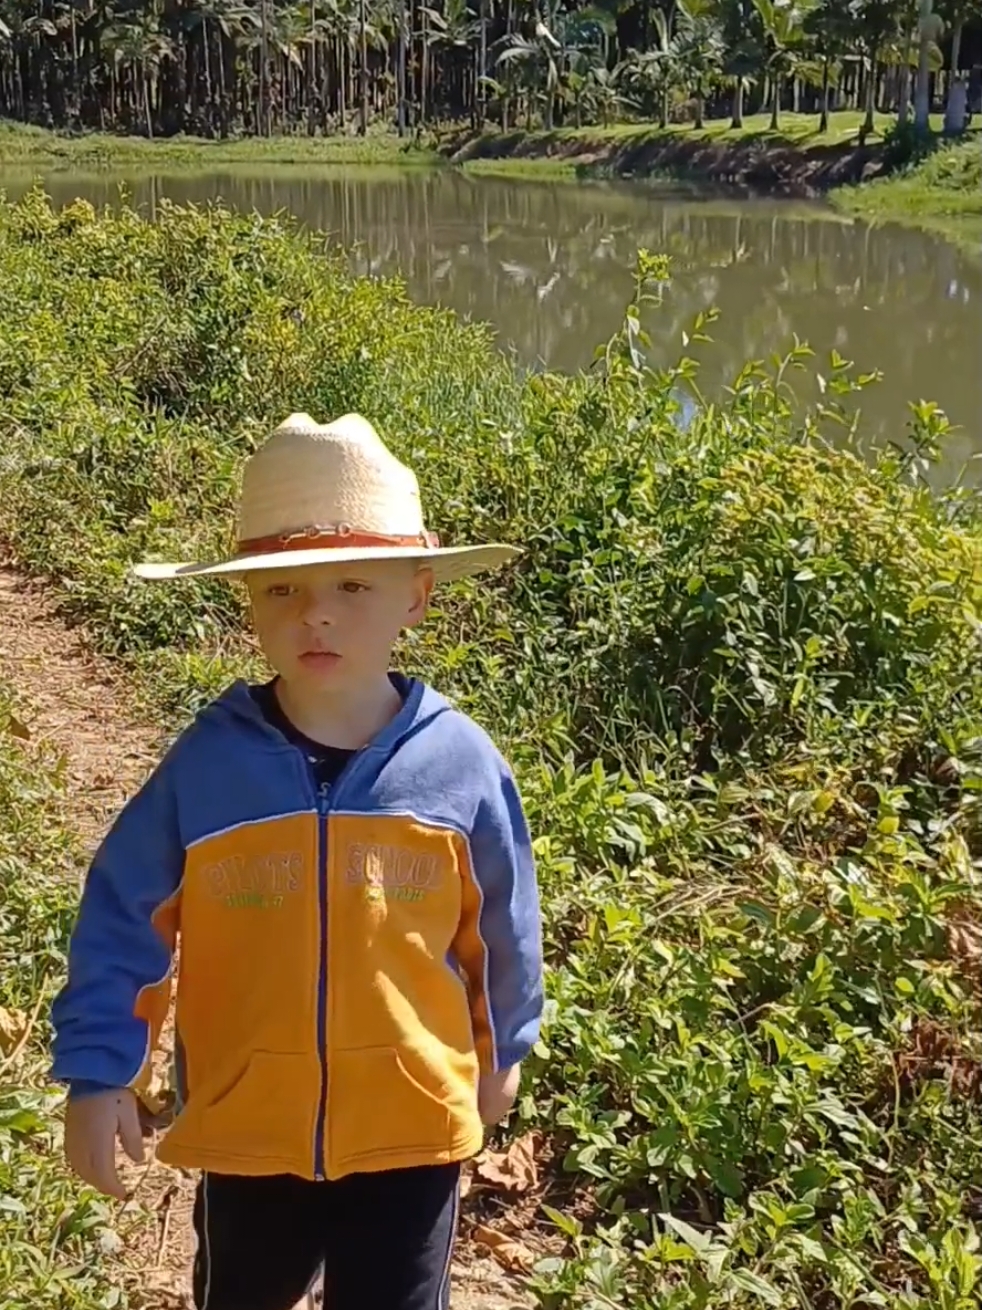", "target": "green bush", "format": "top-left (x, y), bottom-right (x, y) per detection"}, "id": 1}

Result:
top-left (0, 689), bottom-right (157, 1309)
top-left (1, 189), bottom-right (980, 1309)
